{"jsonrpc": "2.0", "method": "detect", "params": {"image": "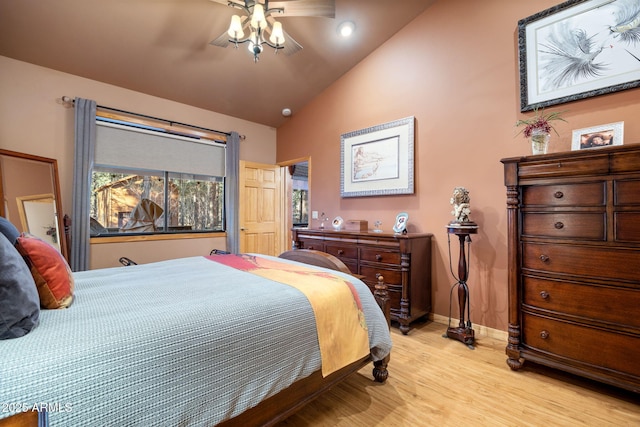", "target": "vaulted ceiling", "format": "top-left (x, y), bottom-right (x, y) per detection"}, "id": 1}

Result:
top-left (0, 0), bottom-right (435, 128)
